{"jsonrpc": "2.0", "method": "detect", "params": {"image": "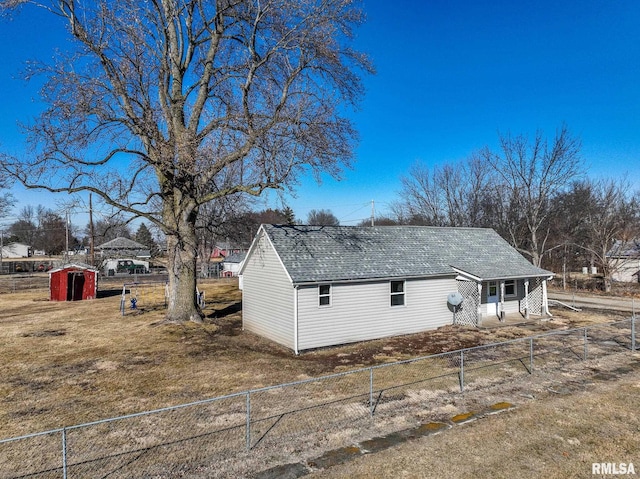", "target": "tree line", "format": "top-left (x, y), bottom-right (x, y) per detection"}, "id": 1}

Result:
top-left (373, 127), bottom-right (640, 290)
top-left (4, 205), bottom-right (158, 257)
